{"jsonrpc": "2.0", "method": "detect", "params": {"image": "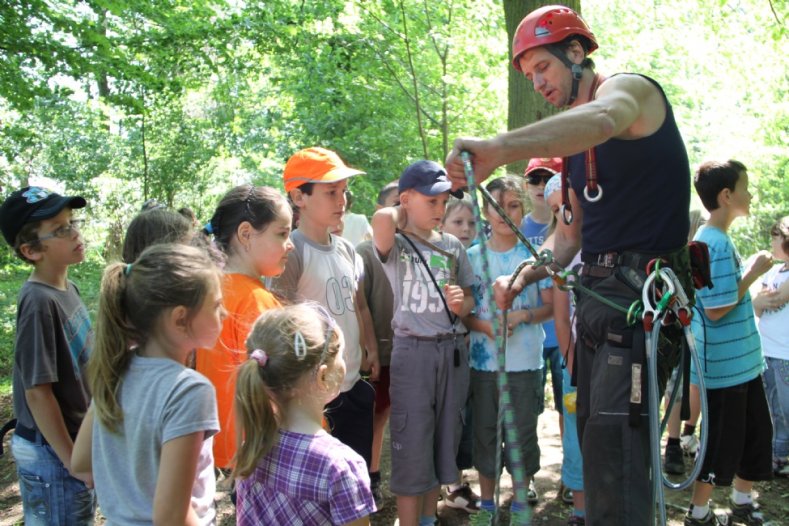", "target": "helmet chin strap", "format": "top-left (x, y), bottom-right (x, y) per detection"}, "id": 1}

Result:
top-left (547, 46), bottom-right (584, 106)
